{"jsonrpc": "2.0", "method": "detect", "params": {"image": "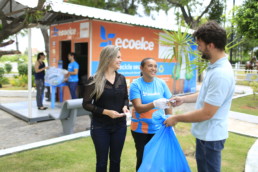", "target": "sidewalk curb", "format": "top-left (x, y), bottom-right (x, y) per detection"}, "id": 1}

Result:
top-left (0, 121), bottom-right (131, 157)
top-left (0, 131), bottom-right (90, 157)
top-left (245, 140), bottom-right (258, 172)
top-left (0, 90), bottom-right (36, 97)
